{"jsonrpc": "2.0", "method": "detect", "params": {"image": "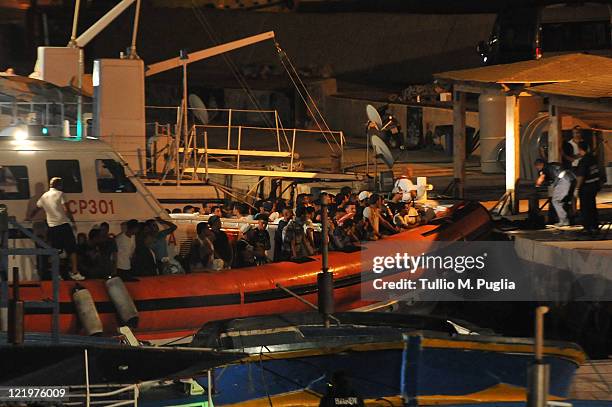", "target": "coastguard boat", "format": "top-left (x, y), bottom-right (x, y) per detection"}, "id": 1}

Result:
top-left (187, 312), bottom-right (585, 406)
